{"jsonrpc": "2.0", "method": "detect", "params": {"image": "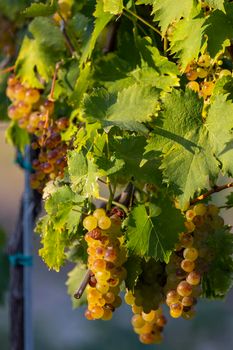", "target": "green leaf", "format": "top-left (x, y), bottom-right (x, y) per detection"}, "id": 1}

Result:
top-left (170, 17), bottom-right (206, 70)
top-left (0, 0), bottom-right (30, 20)
top-left (205, 94), bottom-right (233, 175)
top-left (96, 155), bottom-right (125, 176)
top-left (146, 89), bottom-right (221, 208)
top-left (6, 121), bottom-right (30, 153)
top-left (66, 264), bottom-right (87, 308)
top-left (16, 17), bottom-right (65, 87)
top-left (126, 200), bottom-right (184, 263)
top-left (138, 0), bottom-right (194, 35)
top-left (45, 185), bottom-right (84, 234)
top-left (124, 255), bottom-right (142, 290)
top-left (110, 135), bottom-right (162, 185)
top-left (82, 84), bottom-right (160, 132)
top-left (205, 6), bottom-right (233, 57)
top-left (68, 151), bottom-right (100, 198)
top-left (205, 0), bottom-right (225, 11)
top-left (103, 0), bottom-right (123, 14)
top-left (23, 1), bottom-right (57, 17)
top-left (80, 0), bottom-right (113, 65)
top-left (202, 227), bottom-right (233, 299)
top-left (36, 216), bottom-right (69, 271)
top-left (69, 62), bottom-right (92, 106)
